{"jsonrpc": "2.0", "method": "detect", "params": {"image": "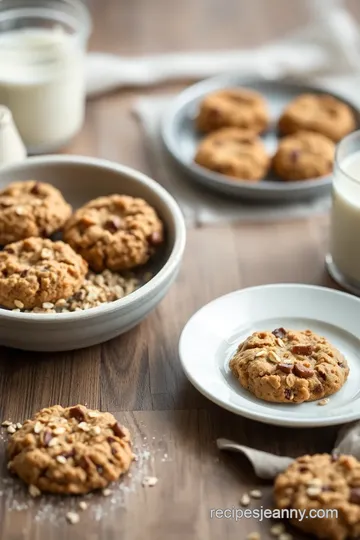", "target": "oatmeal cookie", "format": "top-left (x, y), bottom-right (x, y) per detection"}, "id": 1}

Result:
top-left (0, 237), bottom-right (88, 310)
top-left (274, 453), bottom-right (360, 540)
top-left (278, 93), bottom-right (356, 142)
top-left (63, 195), bottom-right (164, 272)
top-left (229, 328), bottom-right (349, 403)
top-left (196, 88), bottom-right (269, 134)
top-left (194, 128), bottom-right (270, 181)
top-left (0, 180), bottom-right (72, 245)
top-left (272, 131), bottom-right (335, 181)
top-left (8, 405), bottom-right (134, 494)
